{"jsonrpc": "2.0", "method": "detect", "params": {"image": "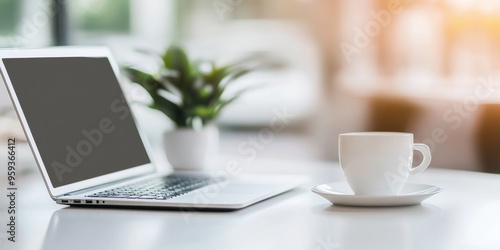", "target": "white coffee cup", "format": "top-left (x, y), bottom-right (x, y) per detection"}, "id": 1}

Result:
top-left (339, 132), bottom-right (431, 196)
